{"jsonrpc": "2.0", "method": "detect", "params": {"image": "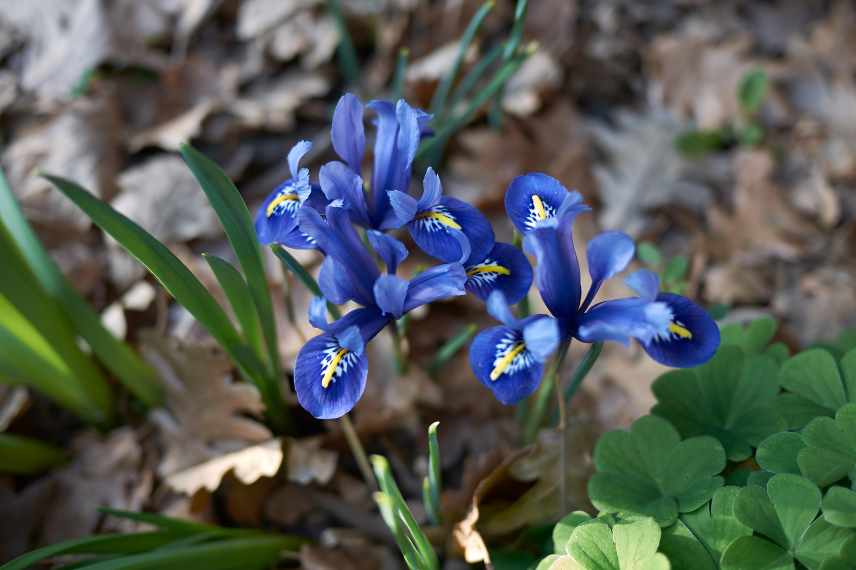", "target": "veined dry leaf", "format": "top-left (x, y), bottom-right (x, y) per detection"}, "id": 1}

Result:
top-left (268, 12), bottom-right (339, 69)
top-left (2, 95), bottom-right (121, 231)
top-left (165, 439), bottom-right (284, 495)
top-left (236, 0), bottom-right (320, 39)
top-left (588, 107), bottom-right (712, 236)
top-left (129, 99), bottom-right (220, 152)
top-left (229, 73), bottom-right (329, 130)
top-left (140, 331), bottom-right (272, 482)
